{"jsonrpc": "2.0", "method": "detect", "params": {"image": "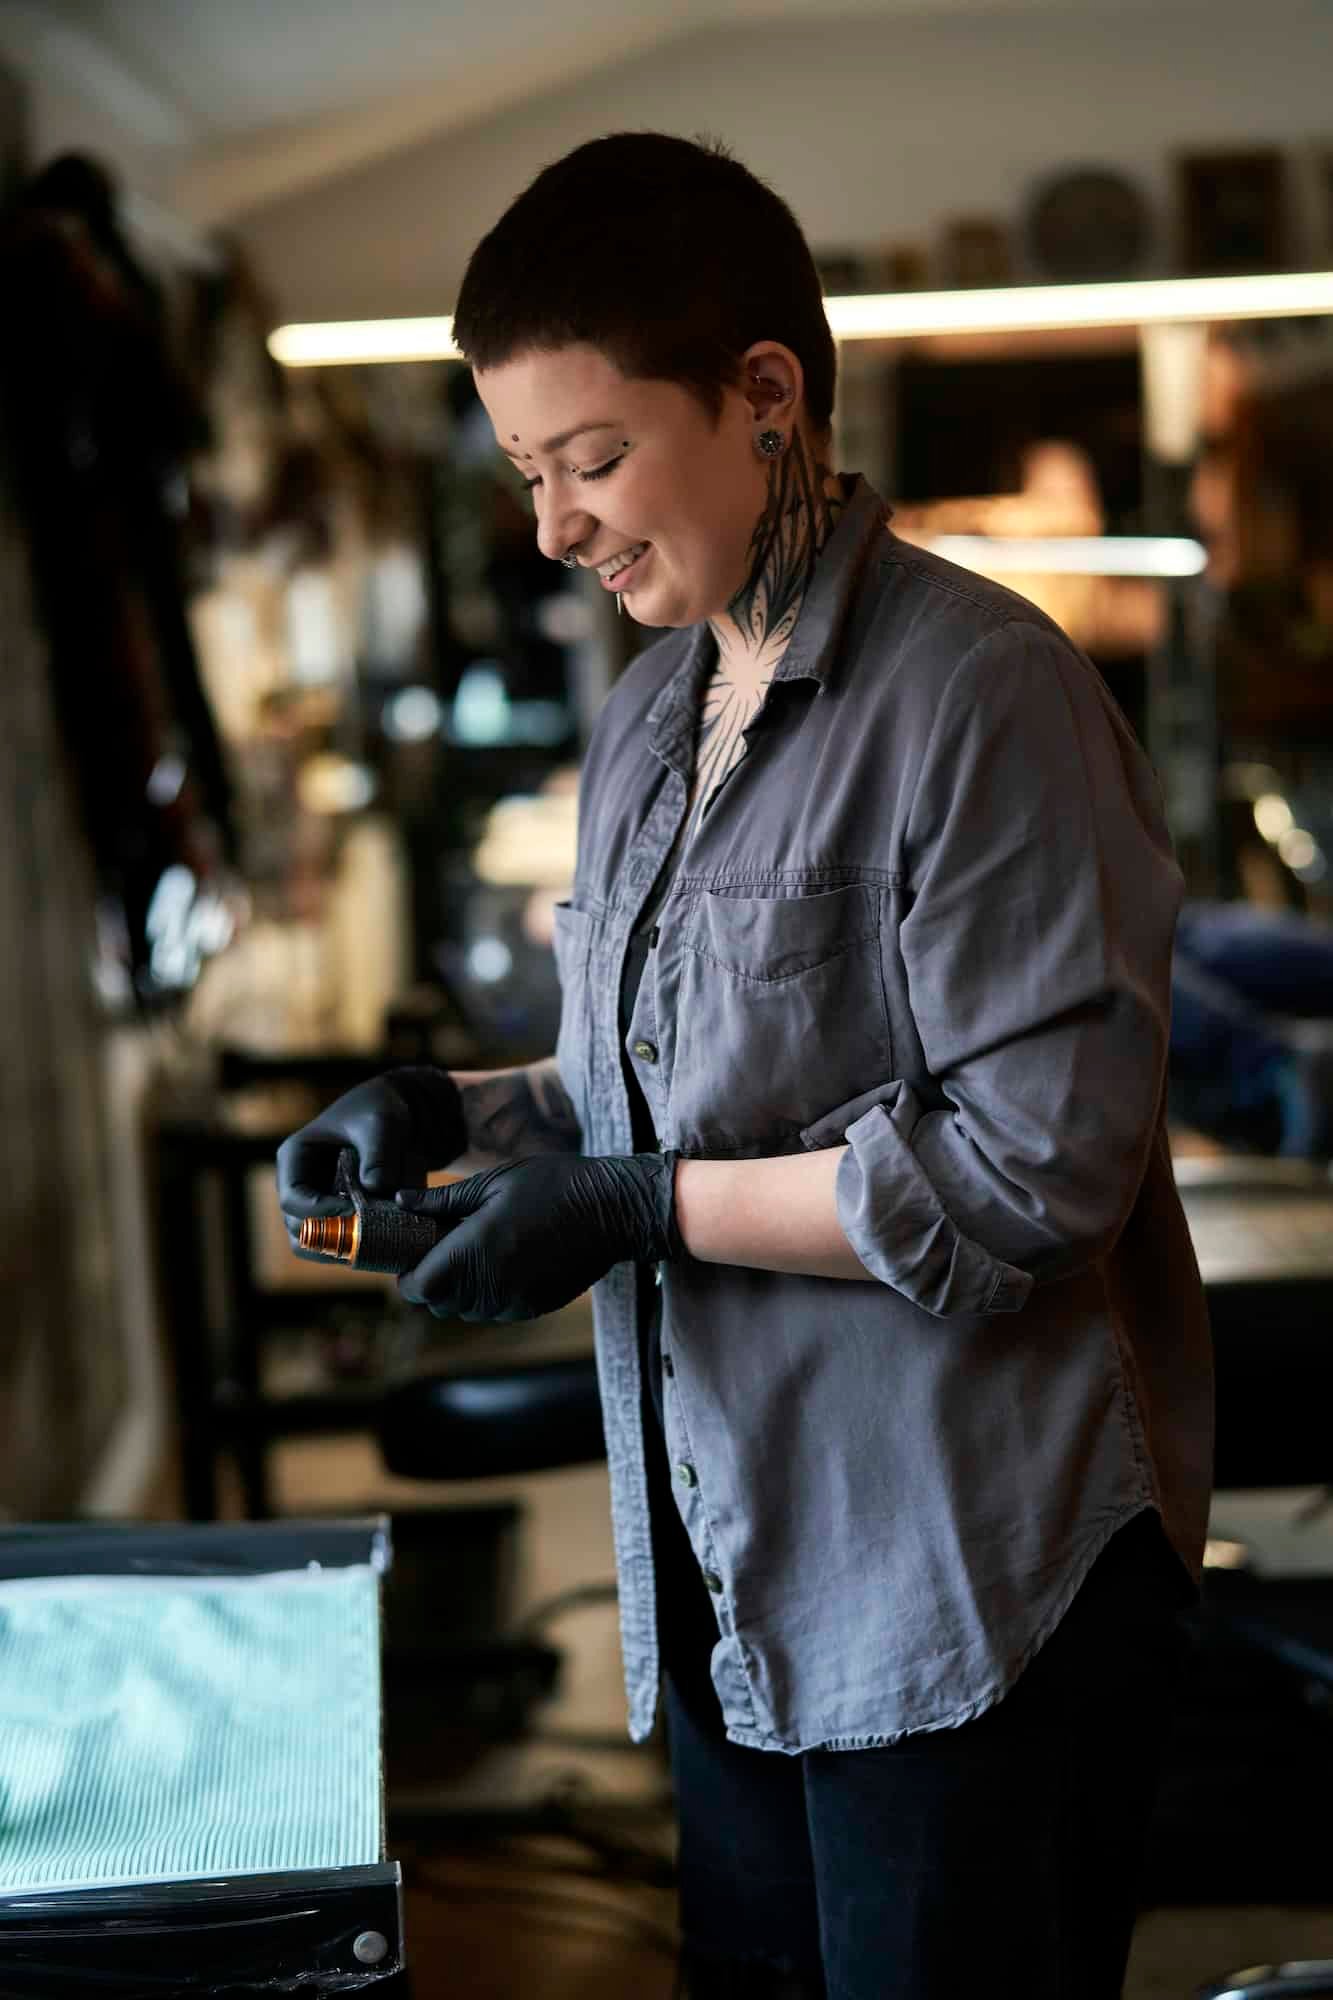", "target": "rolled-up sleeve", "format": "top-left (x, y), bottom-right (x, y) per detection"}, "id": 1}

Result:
top-left (835, 618), bottom-right (1183, 1315)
